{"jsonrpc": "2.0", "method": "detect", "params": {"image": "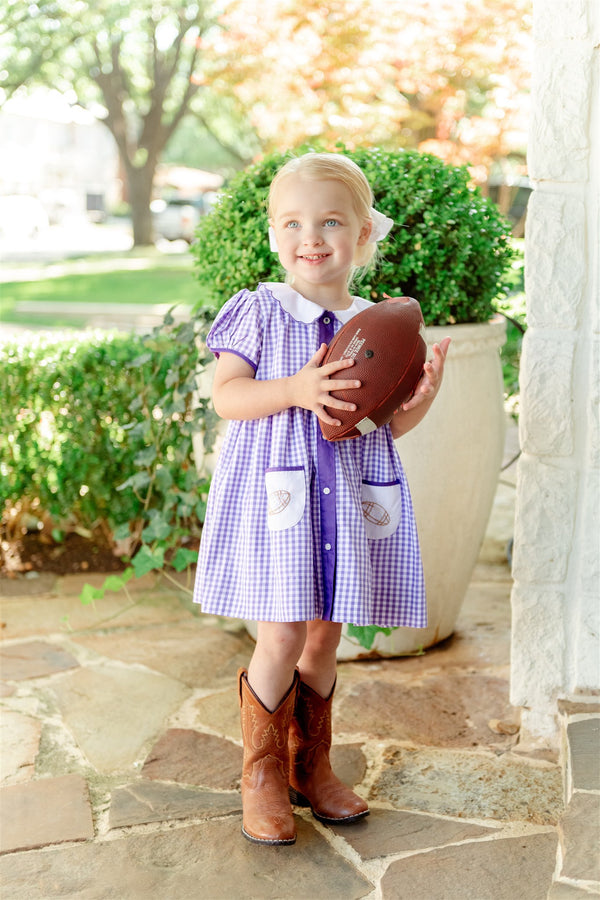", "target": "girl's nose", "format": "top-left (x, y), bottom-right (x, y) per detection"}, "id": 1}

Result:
top-left (303, 226), bottom-right (323, 245)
